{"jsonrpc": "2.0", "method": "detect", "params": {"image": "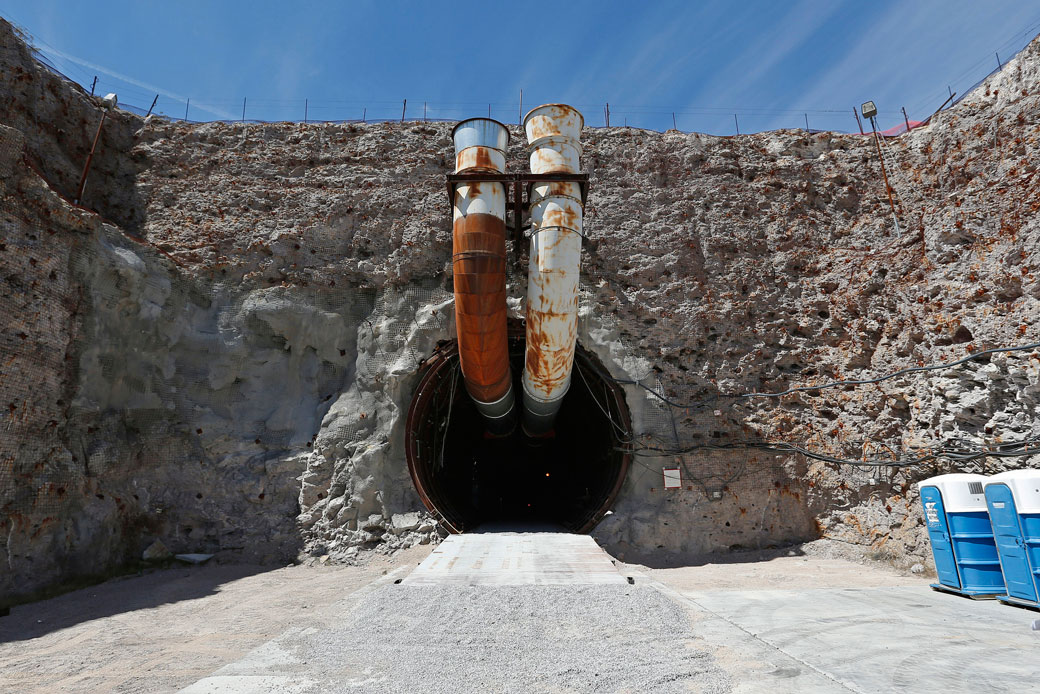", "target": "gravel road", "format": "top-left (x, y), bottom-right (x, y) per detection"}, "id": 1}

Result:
top-left (249, 582), bottom-right (732, 693)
